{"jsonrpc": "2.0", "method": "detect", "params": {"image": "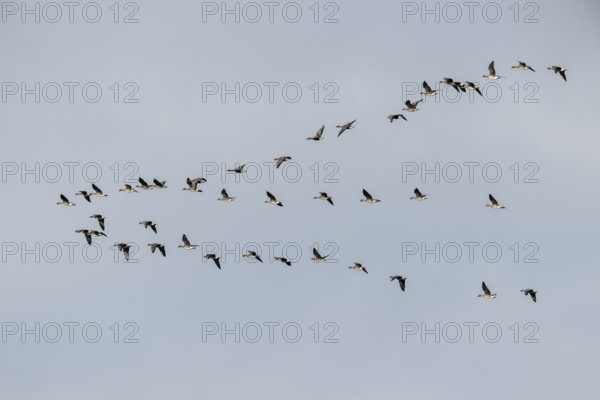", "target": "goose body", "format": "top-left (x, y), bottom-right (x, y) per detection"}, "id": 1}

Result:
top-left (314, 192), bottom-right (334, 206)
top-left (243, 251), bottom-right (263, 263)
top-left (90, 214), bottom-right (105, 231)
top-left (390, 275), bottom-right (407, 291)
top-left (148, 243), bottom-right (166, 257)
top-left (512, 61), bottom-right (535, 72)
top-left (410, 188), bottom-right (428, 201)
top-left (204, 254), bottom-right (221, 269)
top-left (275, 257), bottom-right (292, 266)
top-left (521, 288), bottom-right (537, 302)
top-left (547, 66), bottom-right (567, 81)
top-left (265, 191), bottom-right (283, 207)
top-left (402, 99), bottom-right (422, 112)
top-left (91, 183), bottom-right (108, 197)
top-left (56, 194), bottom-right (76, 206)
top-left (361, 189), bottom-right (381, 203)
top-left (337, 119), bottom-right (356, 137)
top-left (482, 61), bottom-right (503, 80)
top-left (118, 184), bottom-right (138, 193)
top-left (183, 177), bottom-right (205, 192)
top-left (218, 188), bottom-right (236, 202)
top-left (307, 125), bottom-right (325, 141)
top-left (275, 156), bottom-right (292, 169)
top-left (387, 114), bottom-right (407, 123)
top-left (478, 281), bottom-right (497, 299)
top-left (486, 194), bottom-right (506, 209)
top-left (178, 234), bottom-right (198, 250)
top-left (75, 191), bottom-right (92, 203)
top-left (139, 220), bottom-right (157, 234)
top-left (349, 262), bottom-right (368, 274)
